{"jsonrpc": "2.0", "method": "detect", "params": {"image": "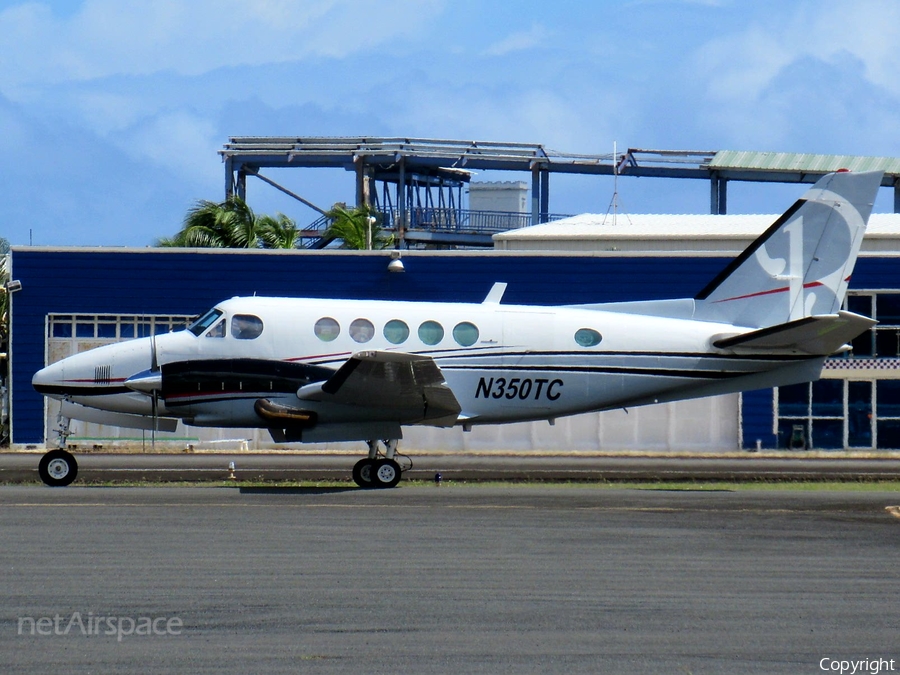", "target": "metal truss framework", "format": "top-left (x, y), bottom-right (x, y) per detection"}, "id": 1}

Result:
top-left (221, 137), bottom-right (616, 242)
top-left (220, 139), bottom-right (900, 246)
top-left (619, 149), bottom-right (900, 214)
